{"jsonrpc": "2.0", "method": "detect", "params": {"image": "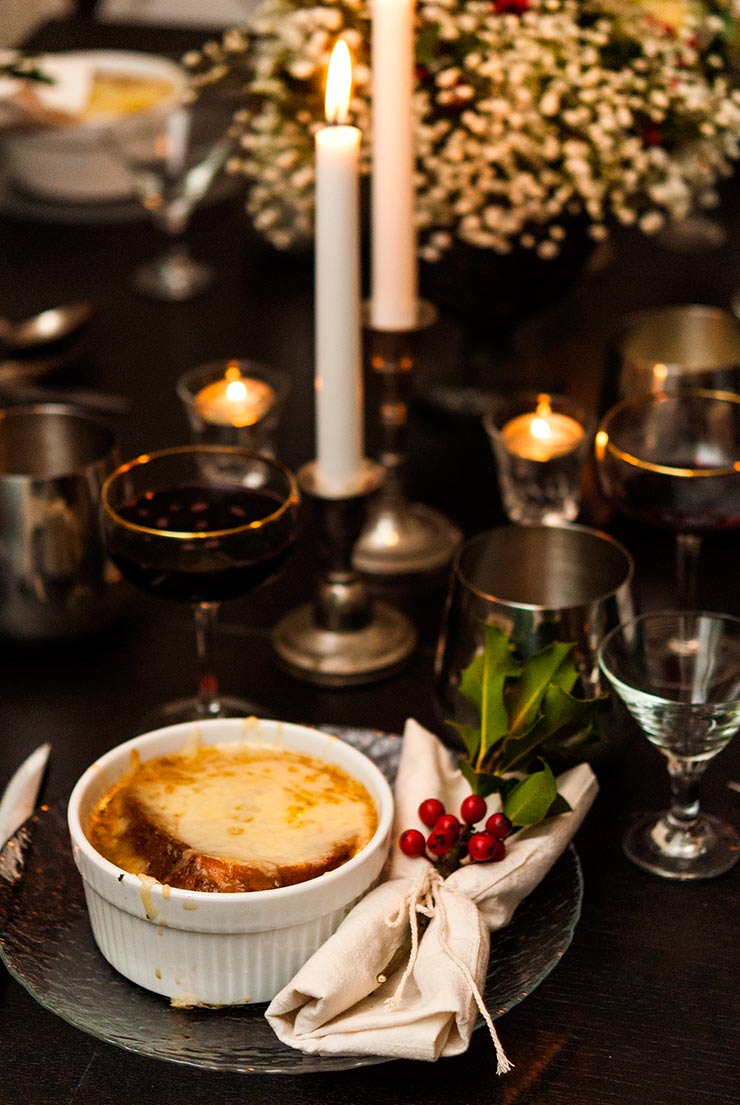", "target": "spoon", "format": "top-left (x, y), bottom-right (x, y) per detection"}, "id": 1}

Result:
top-left (0, 302), bottom-right (94, 351)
